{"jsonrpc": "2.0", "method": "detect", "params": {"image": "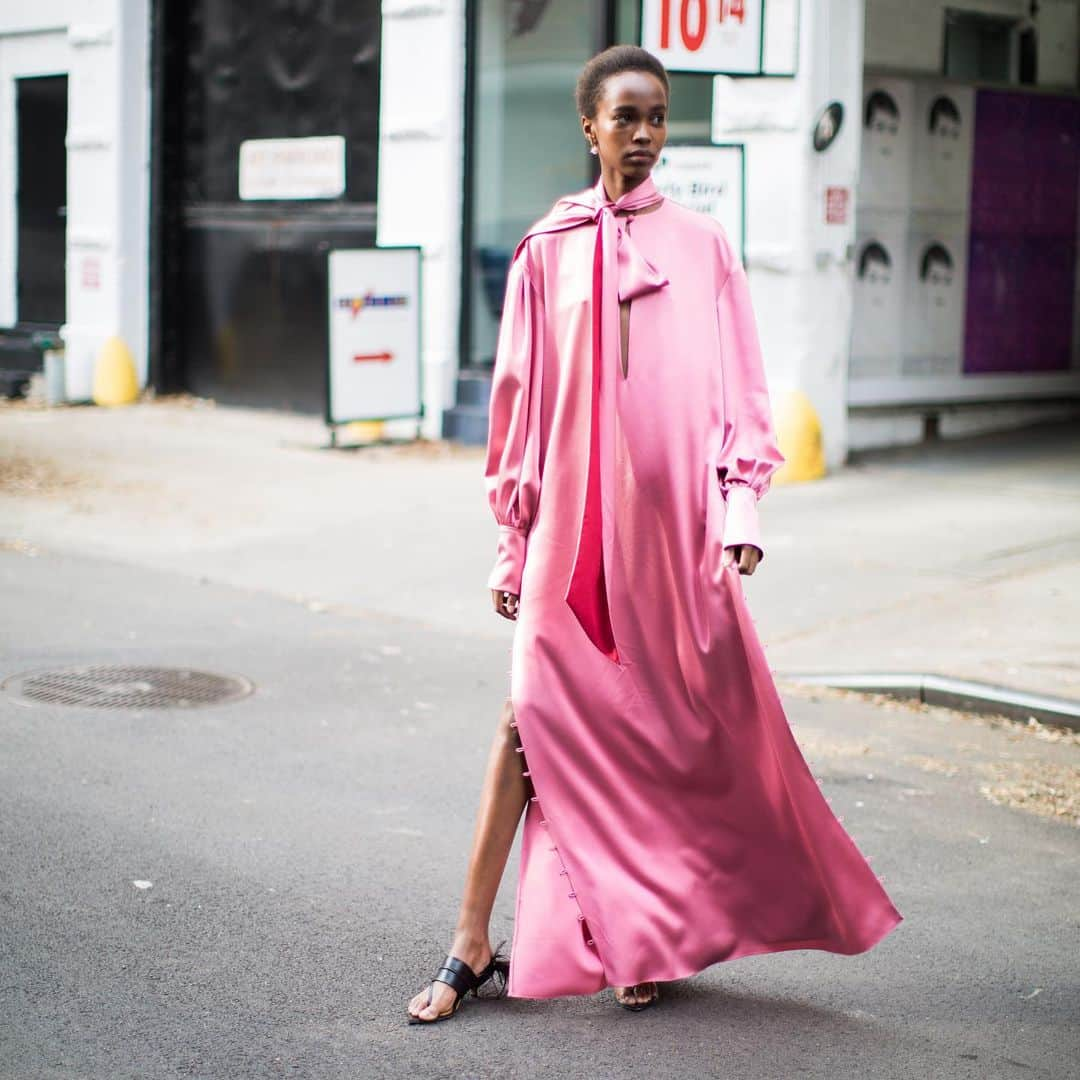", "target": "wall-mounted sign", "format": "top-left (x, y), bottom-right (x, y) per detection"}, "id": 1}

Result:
top-left (641, 0), bottom-right (798, 76)
top-left (651, 144), bottom-right (745, 263)
top-left (239, 135), bottom-right (346, 201)
top-left (80, 256), bottom-right (101, 291)
top-left (813, 101), bottom-right (844, 151)
top-left (825, 186), bottom-right (849, 224)
top-left (327, 247), bottom-right (422, 426)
